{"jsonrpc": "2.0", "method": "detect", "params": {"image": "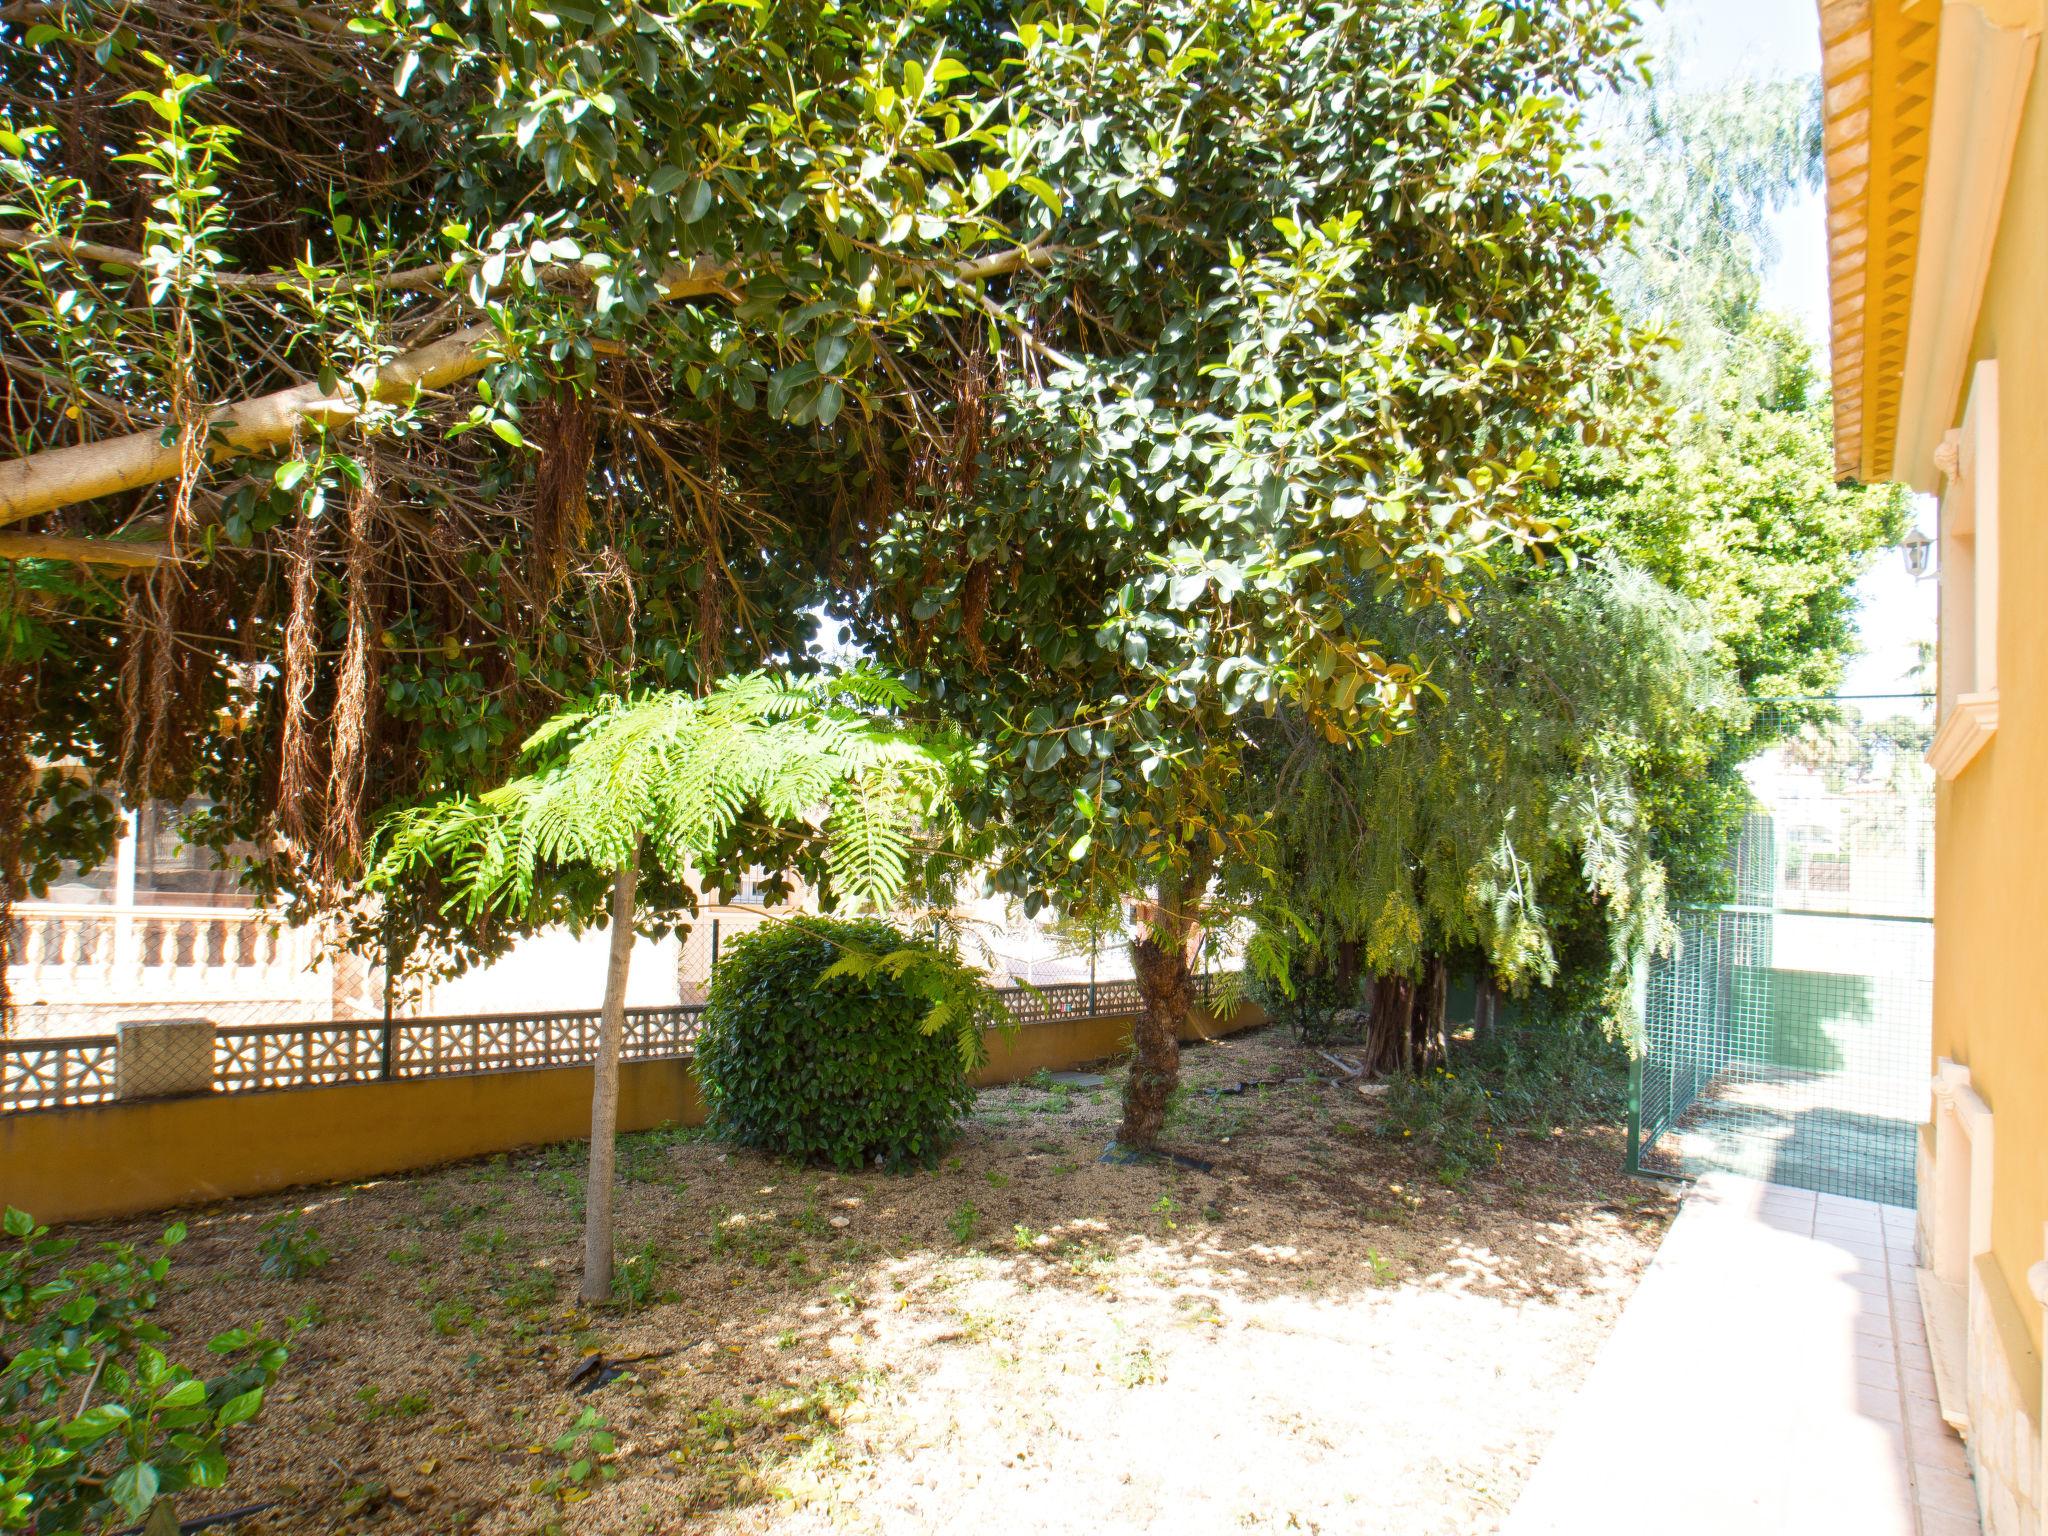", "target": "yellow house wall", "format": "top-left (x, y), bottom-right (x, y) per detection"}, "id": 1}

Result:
top-left (0, 1005), bottom-right (1263, 1226)
top-left (1933, 51), bottom-right (2048, 1354)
